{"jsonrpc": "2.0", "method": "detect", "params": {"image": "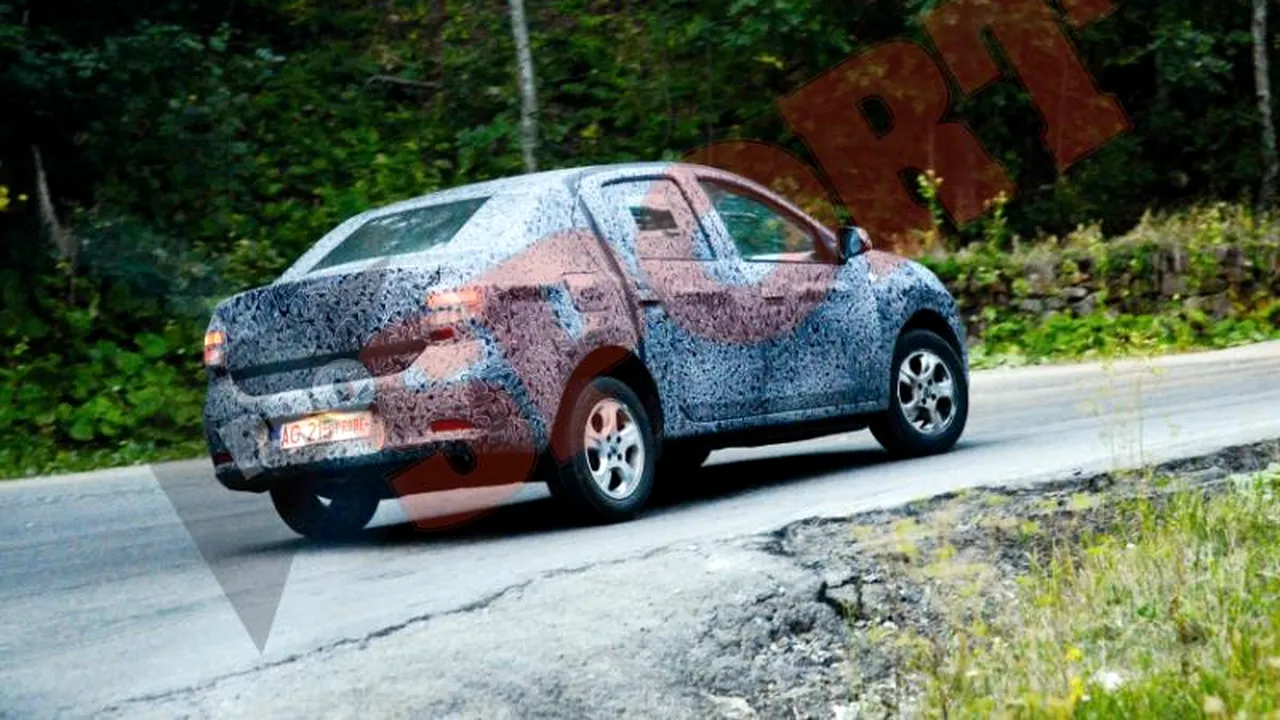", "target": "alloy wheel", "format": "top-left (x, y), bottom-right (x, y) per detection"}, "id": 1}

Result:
top-left (582, 397), bottom-right (647, 500)
top-left (896, 349), bottom-right (957, 436)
